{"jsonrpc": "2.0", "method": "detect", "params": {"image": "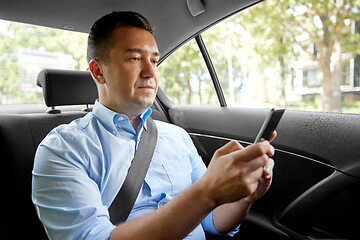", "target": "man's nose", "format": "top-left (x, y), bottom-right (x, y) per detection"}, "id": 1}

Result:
top-left (141, 59), bottom-right (157, 79)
